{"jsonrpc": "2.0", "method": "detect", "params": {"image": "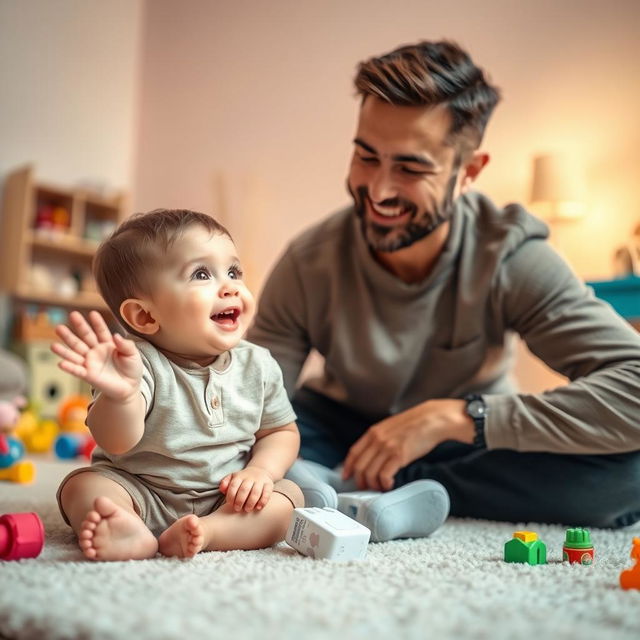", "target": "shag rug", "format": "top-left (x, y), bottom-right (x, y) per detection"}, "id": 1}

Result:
top-left (1, 459), bottom-right (639, 640)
